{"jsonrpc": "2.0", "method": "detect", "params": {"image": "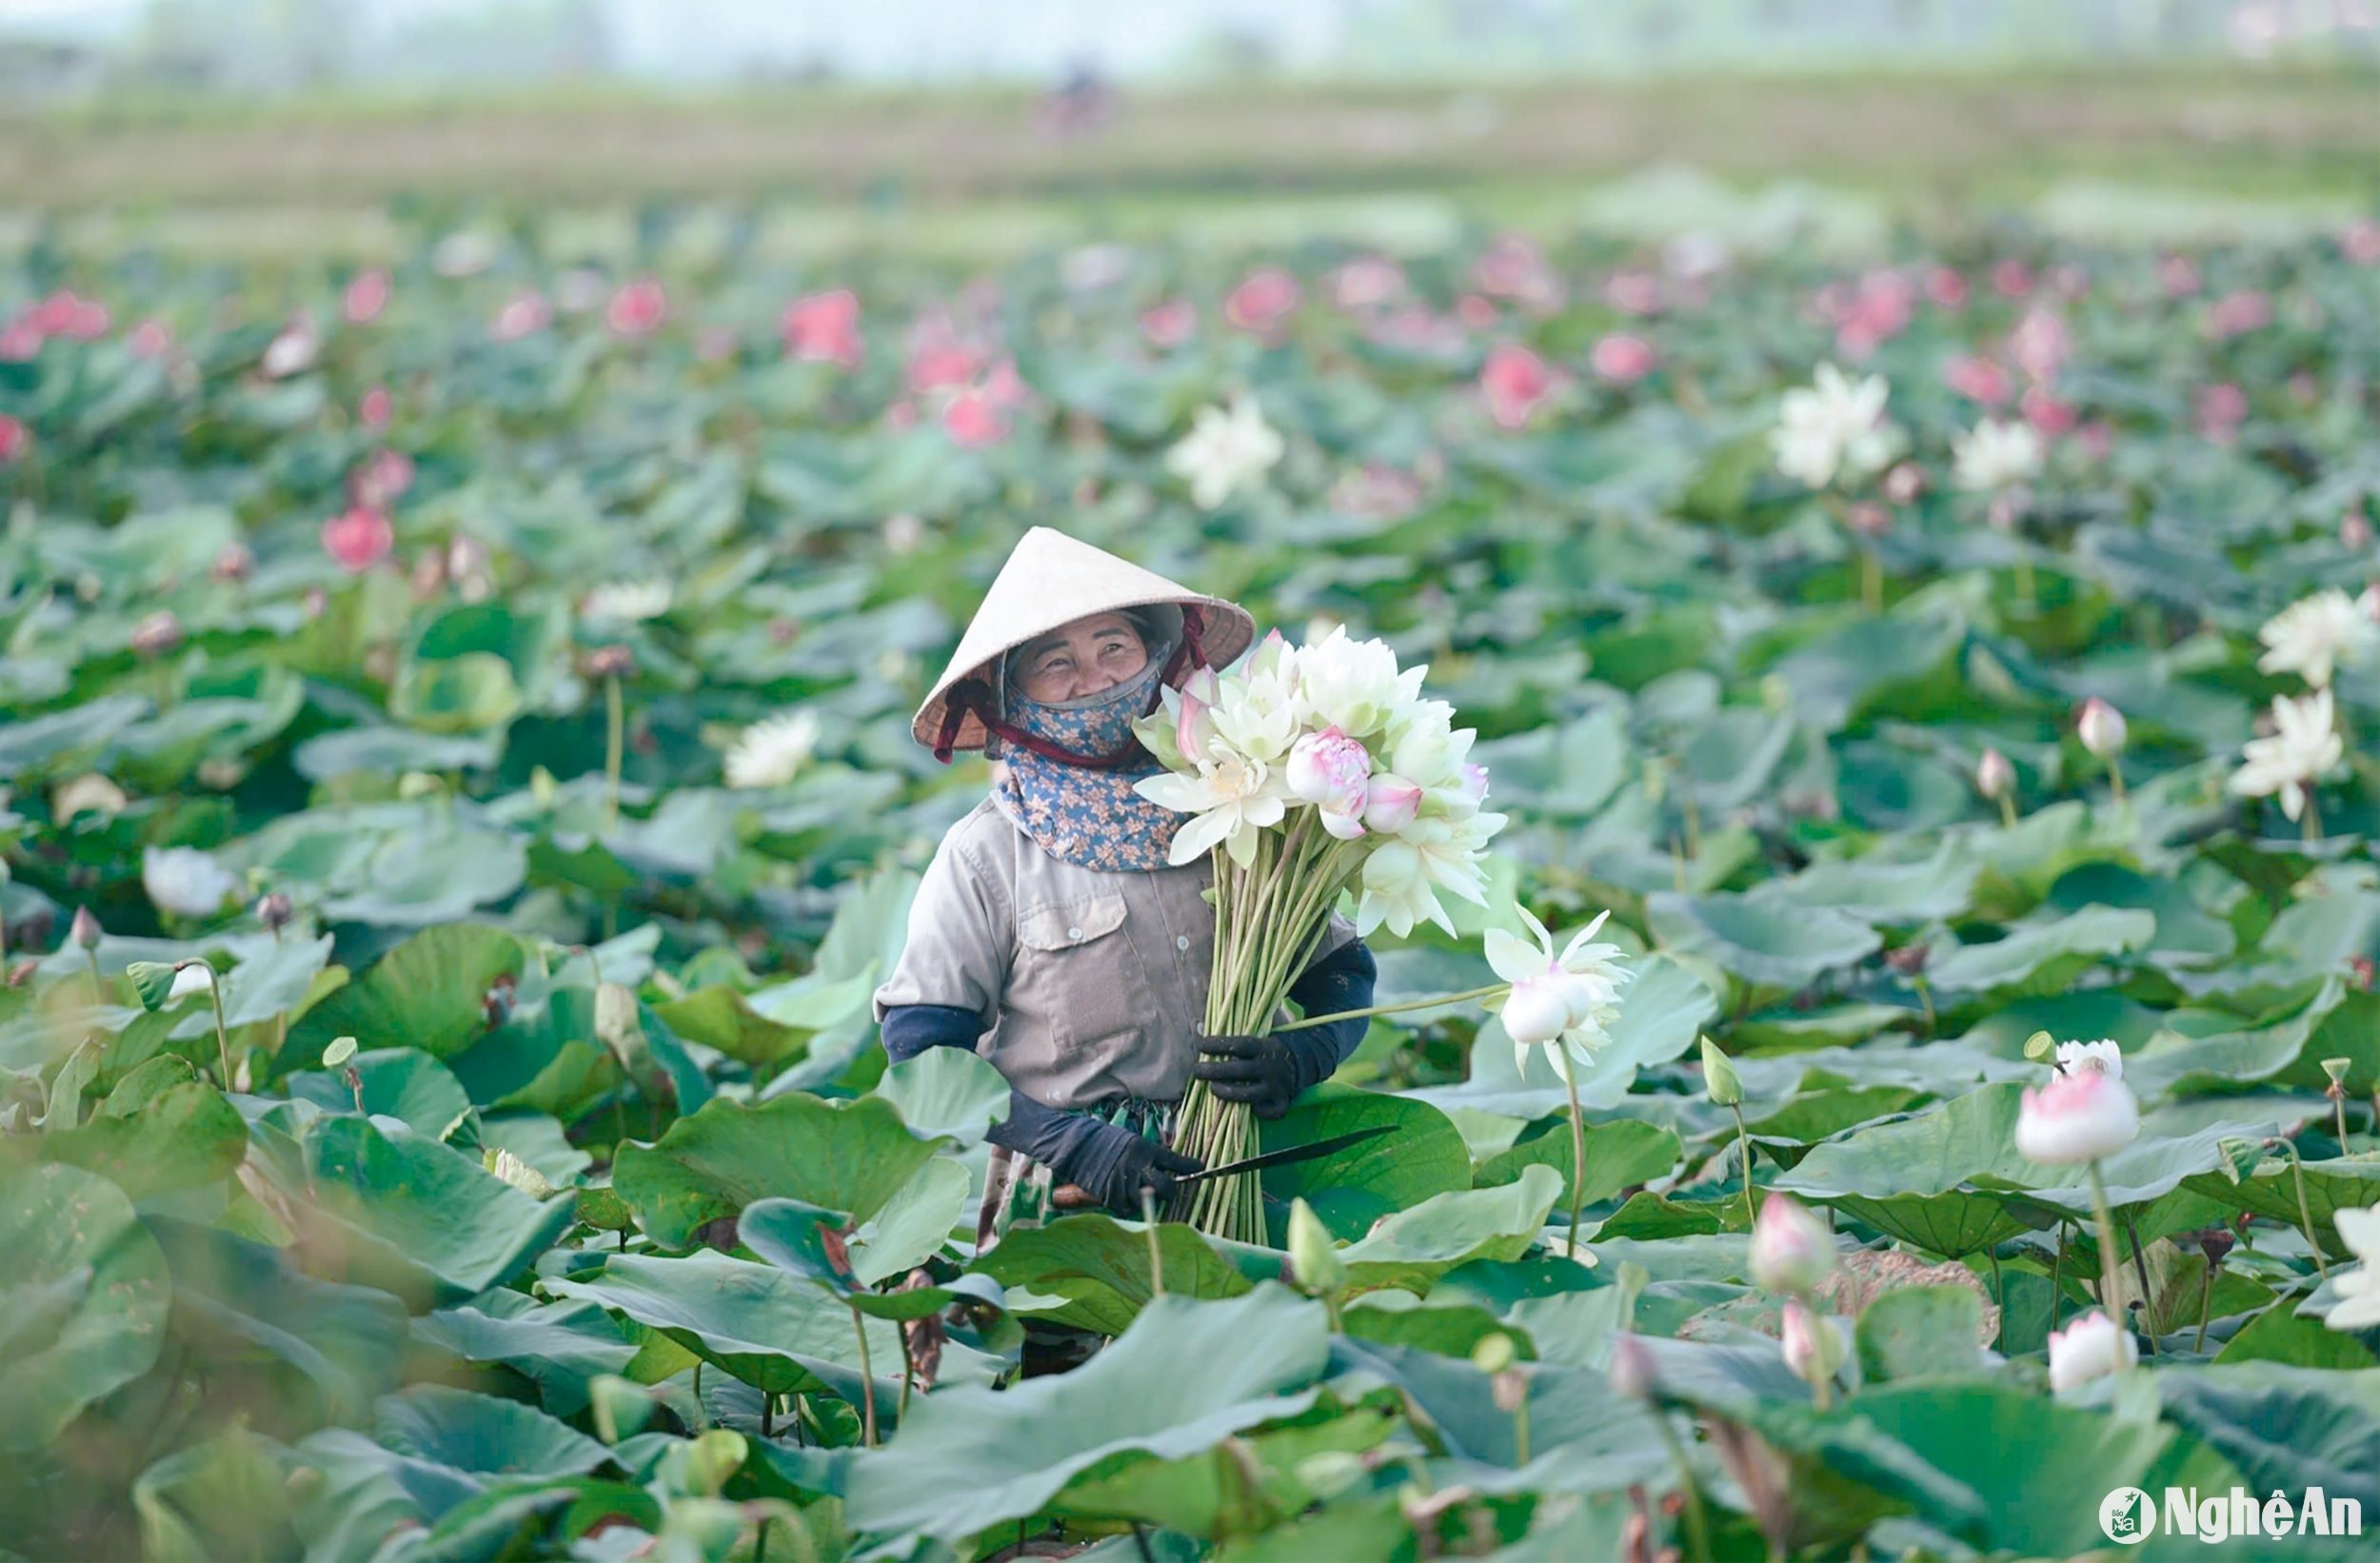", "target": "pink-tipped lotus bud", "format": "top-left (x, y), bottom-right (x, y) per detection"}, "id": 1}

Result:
top-left (2076, 697), bottom-right (2127, 759)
